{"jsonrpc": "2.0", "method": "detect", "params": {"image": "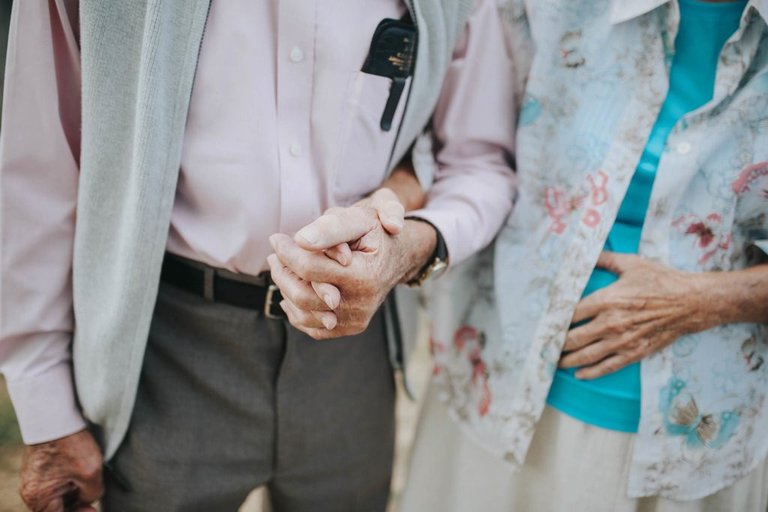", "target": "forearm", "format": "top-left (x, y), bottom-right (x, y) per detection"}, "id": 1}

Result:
top-left (699, 264), bottom-right (768, 326)
top-left (381, 161), bottom-right (425, 212)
